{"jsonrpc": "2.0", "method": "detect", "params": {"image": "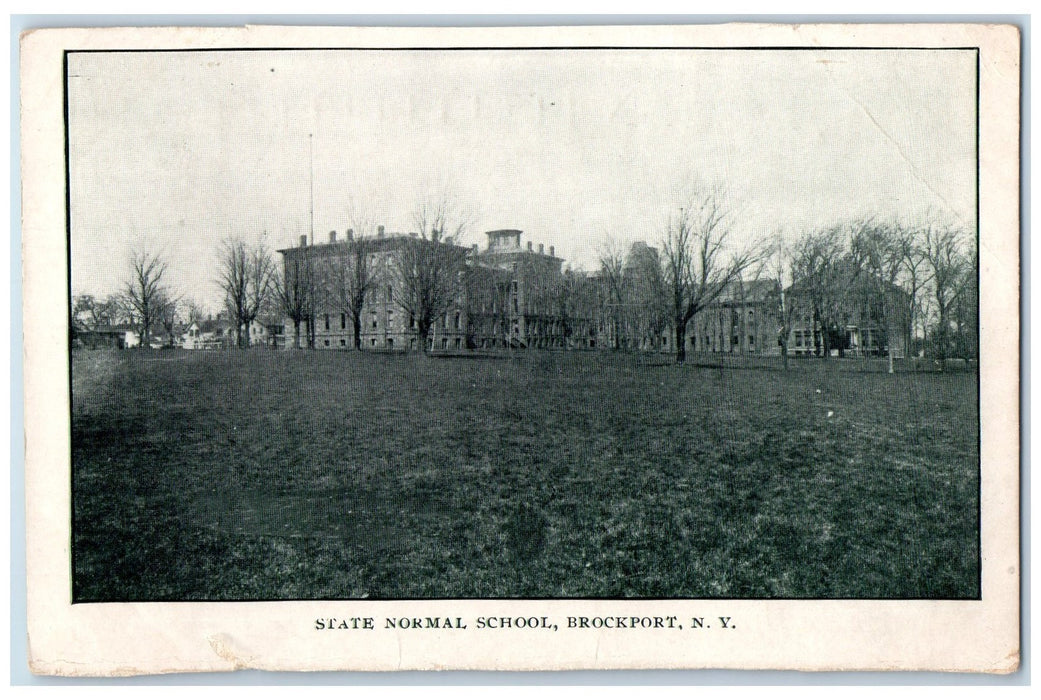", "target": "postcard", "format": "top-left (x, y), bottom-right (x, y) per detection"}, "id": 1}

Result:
top-left (20, 22), bottom-right (1020, 674)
